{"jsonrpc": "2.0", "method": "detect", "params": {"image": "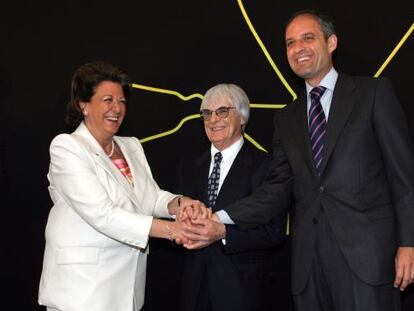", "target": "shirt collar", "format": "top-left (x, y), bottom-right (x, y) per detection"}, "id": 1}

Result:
top-left (306, 67), bottom-right (338, 95)
top-left (211, 136), bottom-right (244, 162)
